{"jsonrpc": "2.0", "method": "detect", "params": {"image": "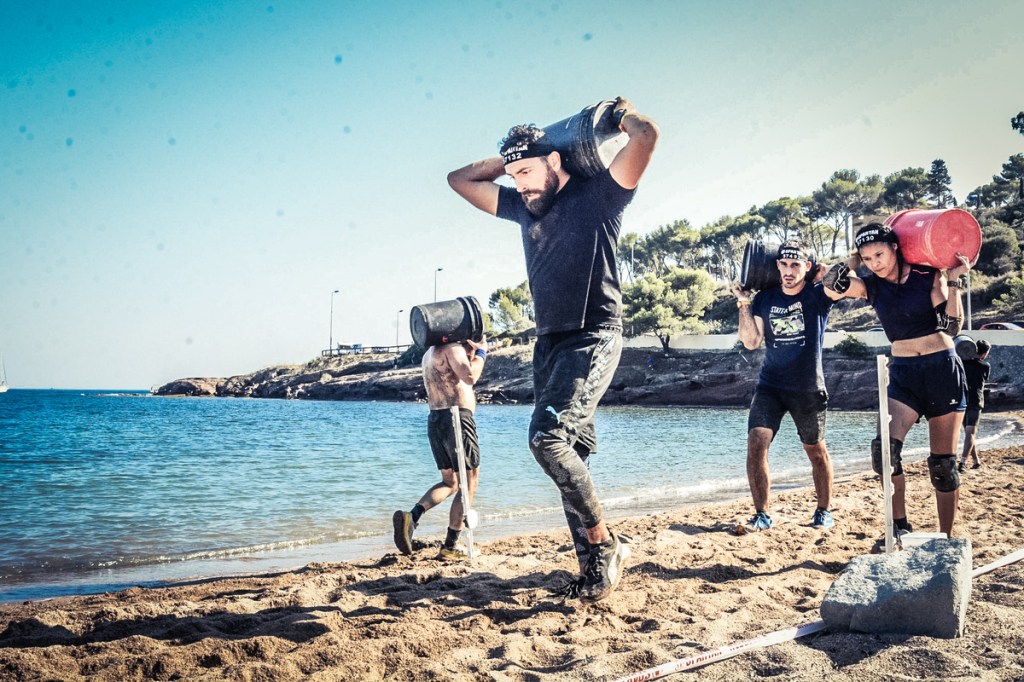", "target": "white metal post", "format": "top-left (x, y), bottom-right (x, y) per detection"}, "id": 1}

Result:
top-left (876, 355), bottom-right (896, 553)
top-left (450, 406), bottom-right (475, 560)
